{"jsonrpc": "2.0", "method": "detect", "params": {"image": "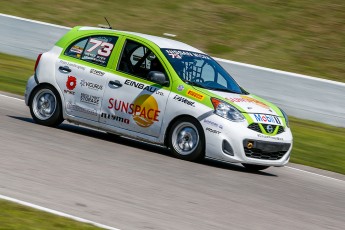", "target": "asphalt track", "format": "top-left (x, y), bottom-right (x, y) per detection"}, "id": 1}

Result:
top-left (1, 13), bottom-right (345, 128)
top-left (1, 93), bottom-right (344, 230)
